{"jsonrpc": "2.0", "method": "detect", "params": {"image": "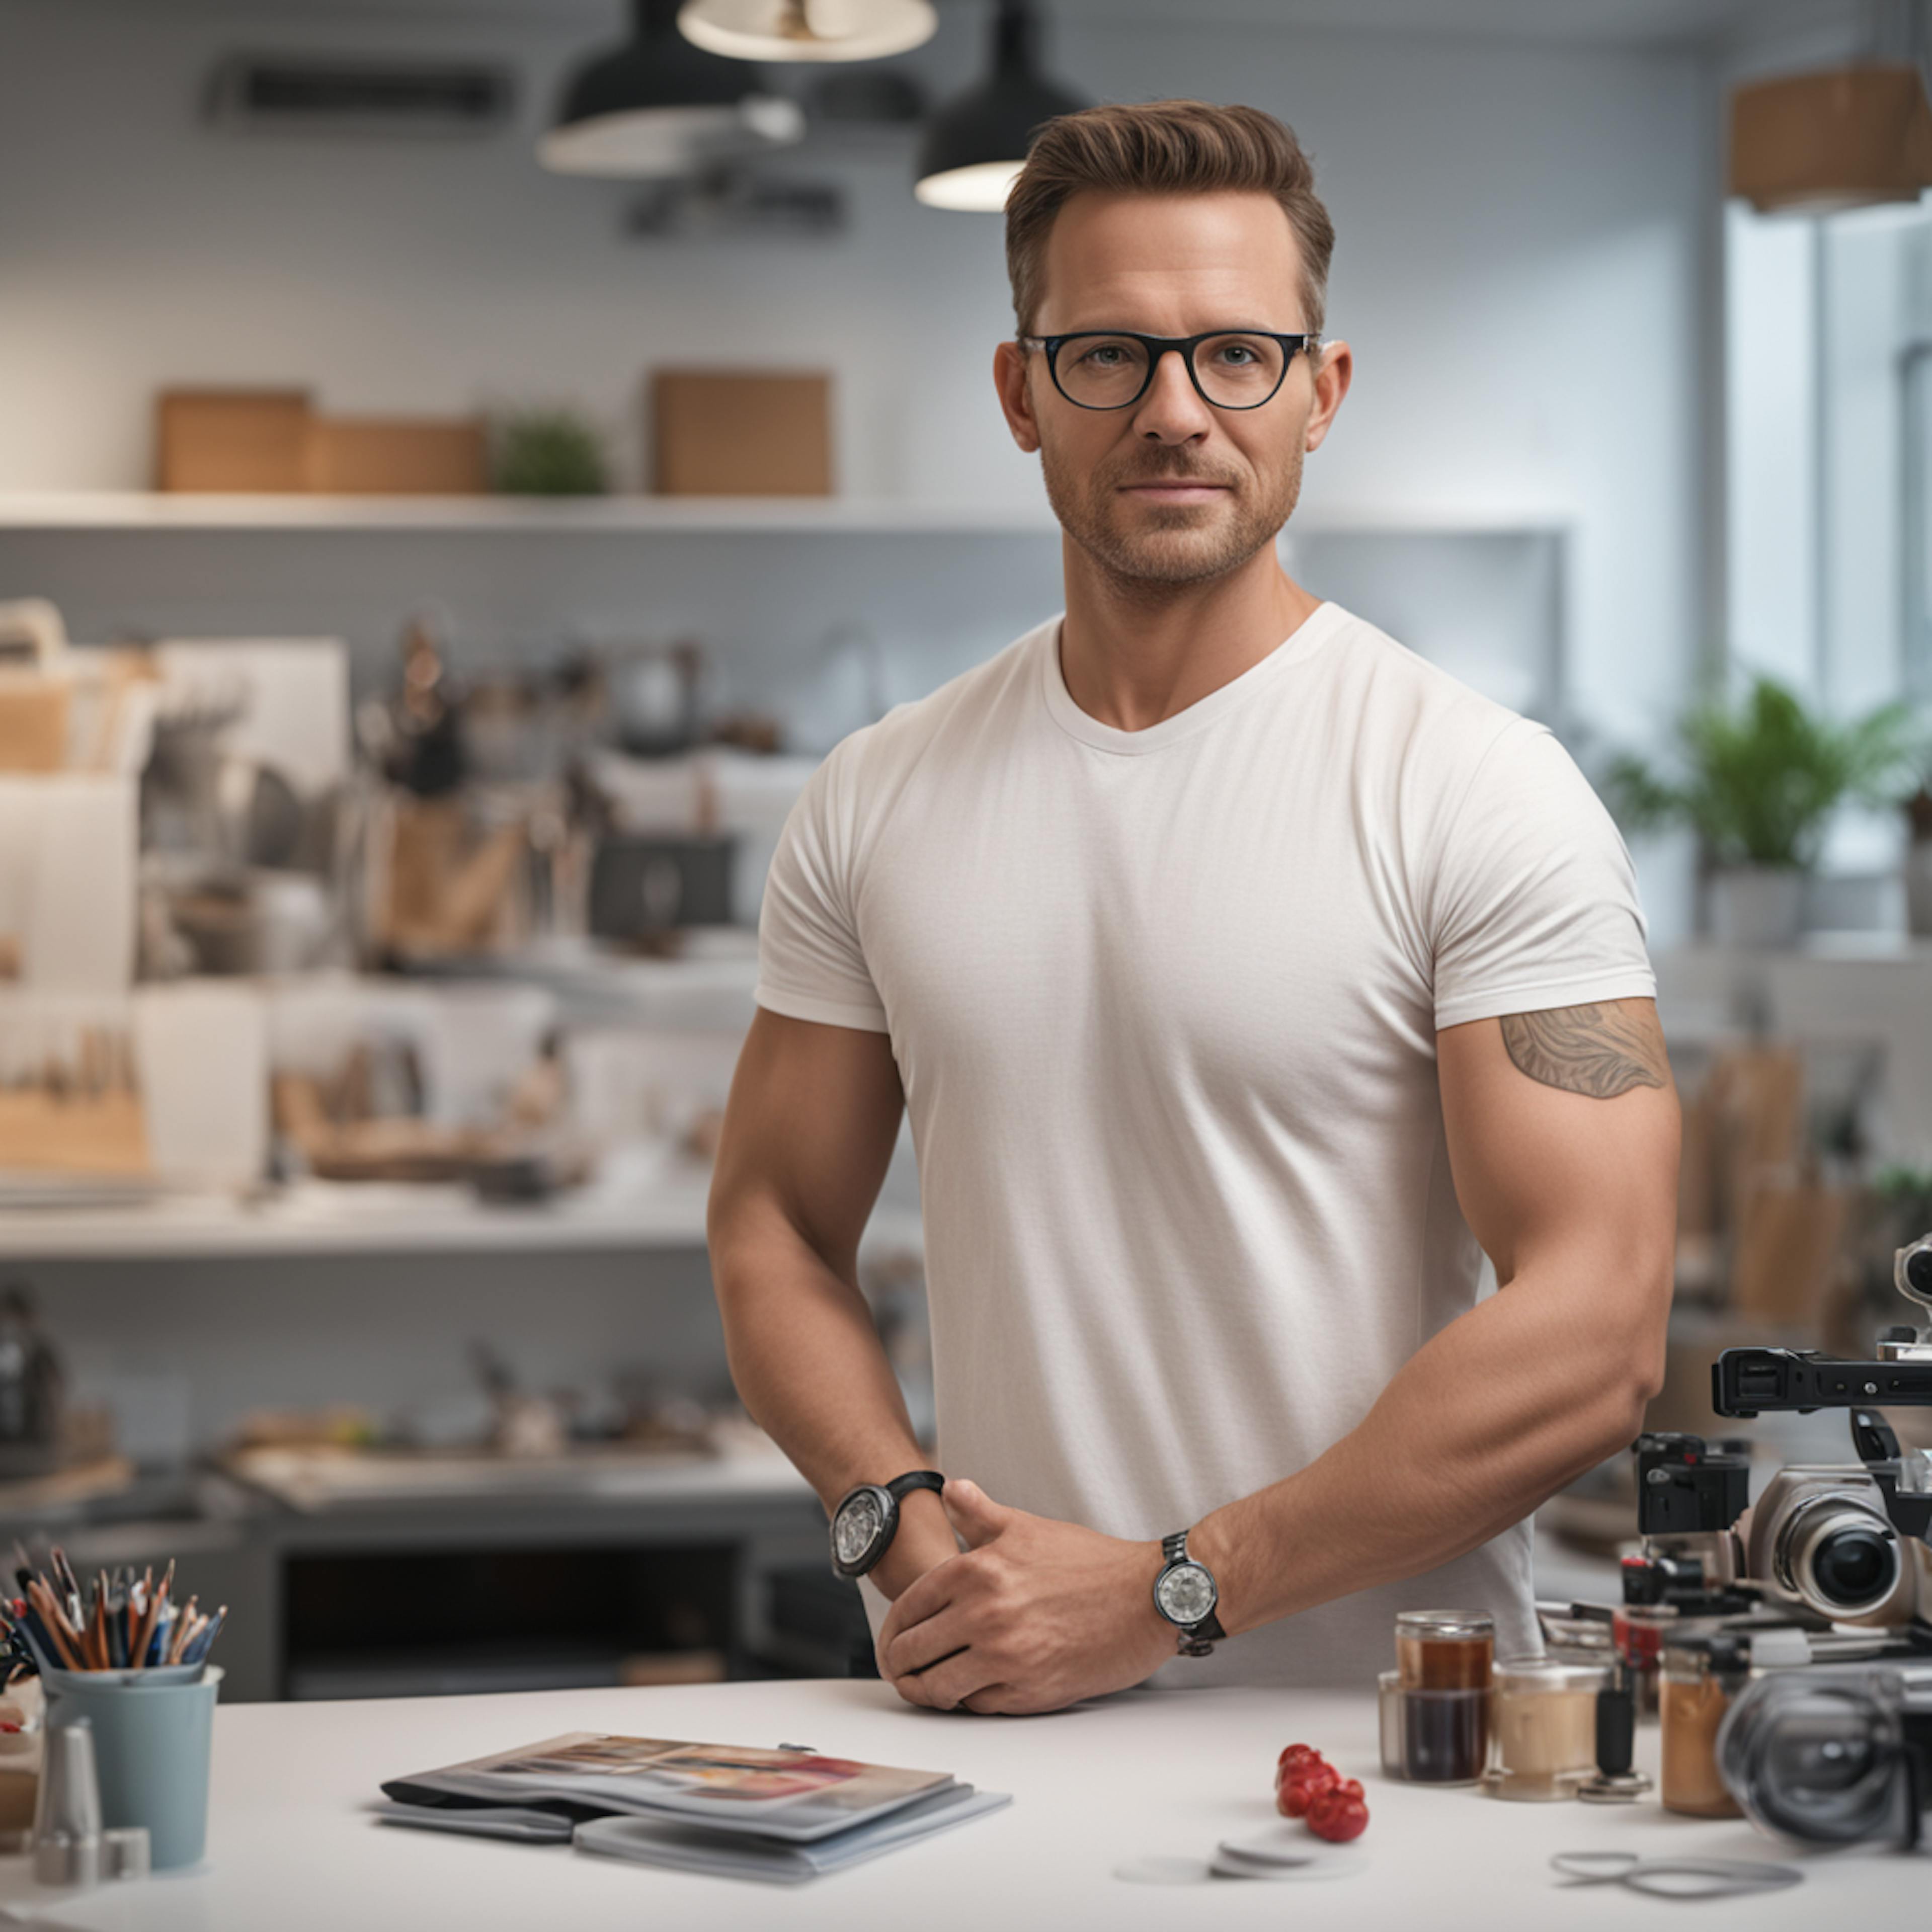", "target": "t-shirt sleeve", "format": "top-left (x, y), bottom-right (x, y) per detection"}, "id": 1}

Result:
top-left (754, 732), bottom-right (891, 1033)
top-left (1428, 719), bottom-right (1655, 1032)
